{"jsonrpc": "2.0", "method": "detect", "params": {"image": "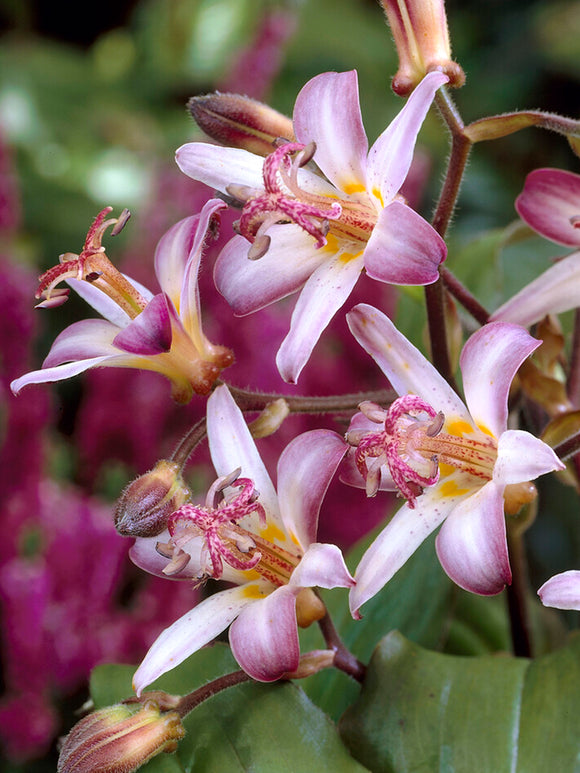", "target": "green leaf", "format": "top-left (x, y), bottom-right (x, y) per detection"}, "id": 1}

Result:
top-left (299, 531), bottom-right (453, 720)
top-left (184, 680), bottom-right (369, 773)
top-left (90, 645), bottom-right (367, 772)
top-left (340, 631), bottom-right (580, 773)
